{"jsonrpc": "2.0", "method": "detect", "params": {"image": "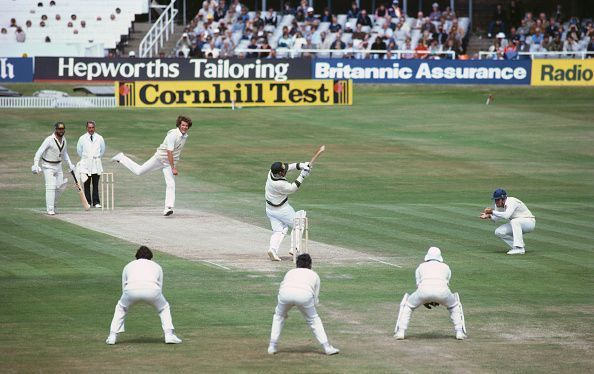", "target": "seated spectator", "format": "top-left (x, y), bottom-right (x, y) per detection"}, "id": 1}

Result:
top-left (45, 35), bottom-right (51, 42)
top-left (39, 21), bottom-right (46, 27)
top-left (253, 12), bottom-right (264, 29)
top-left (531, 27), bottom-right (544, 48)
top-left (296, 0), bottom-right (308, 15)
top-left (292, 31), bottom-right (307, 56)
top-left (352, 23), bottom-right (366, 40)
top-left (388, 1), bottom-right (402, 19)
top-left (421, 17), bottom-right (436, 34)
top-left (348, 1), bottom-right (360, 19)
top-left (25, 20), bottom-right (33, 28)
top-left (516, 19), bottom-right (529, 38)
top-left (49, 0), bottom-right (55, 6)
top-left (110, 14), bottom-right (116, 21)
top-left (411, 12), bottom-right (424, 31)
top-left (428, 39), bottom-right (442, 58)
top-left (429, 2), bottom-right (441, 22)
top-left (488, 38), bottom-right (503, 59)
top-left (320, 7), bottom-right (332, 23)
top-left (375, 4), bottom-right (387, 20)
top-left (277, 26), bottom-right (293, 48)
top-left (282, 1), bottom-right (295, 16)
top-left (352, 35), bottom-right (369, 59)
top-left (55, 14), bottom-right (62, 22)
top-left (67, 21), bottom-right (73, 28)
top-left (504, 38), bottom-right (519, 59)
top-left (264, 8), bottom-right (277, 32)
top-left (378, 22), bottom-right (394, 40)
top-left (329, 15), bottom-right (342, 33)
top-left (401, 37), bottom-right (414, 58)
top-left (434, 24), bottom-right (448, 45)
top-left (259, 38), bottom-right (271, 58)
top-left (295, 9), bottom-right (305, 22)
top-left (495, 32), bottom-right (508, 48)
top-left (357, 9), bottom-right (372, 27)
top-left (563, 35), bottom-right (579, 53)
top-left (305, 7), bottom-right (317, 25)
top-left (415, 39), bottom-right (429, 58)
top-left (442, 5), bottom-right (456, 21)
top-left (246, 37), bottom-right (259, 58)
top-left (371, 35), bottom-right (387, 59)
top-left (319, 31), bottom-right (333, 55)
top-left (546, 33), bottom-right (562, 51)
top-left (442, 38), bottom-right (462, 59)
top-left (0, 28), bottom-right (8, 41)
top-left (71, 14), bottom-right (77, 21)
top-left (394, 21), bottom-right (409, 44)
top-left (487, 3), bottom-right (506, 38)
top-left (330, 31), bottom-right (346, 58)
top-left (10, 18), bottom-right (18, 28)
